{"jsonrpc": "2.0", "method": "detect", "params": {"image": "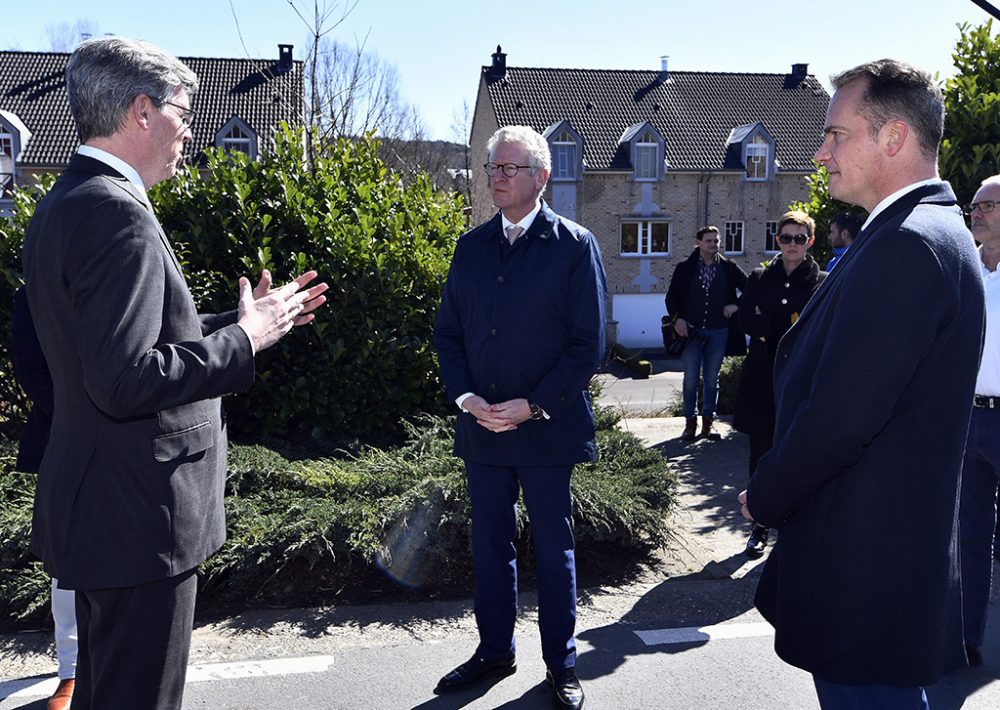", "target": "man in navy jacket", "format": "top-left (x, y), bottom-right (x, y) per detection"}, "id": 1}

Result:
top-left (740, 60), bottom-right (984, 708)
top-left (433, 125), bottom-right (606, 710)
